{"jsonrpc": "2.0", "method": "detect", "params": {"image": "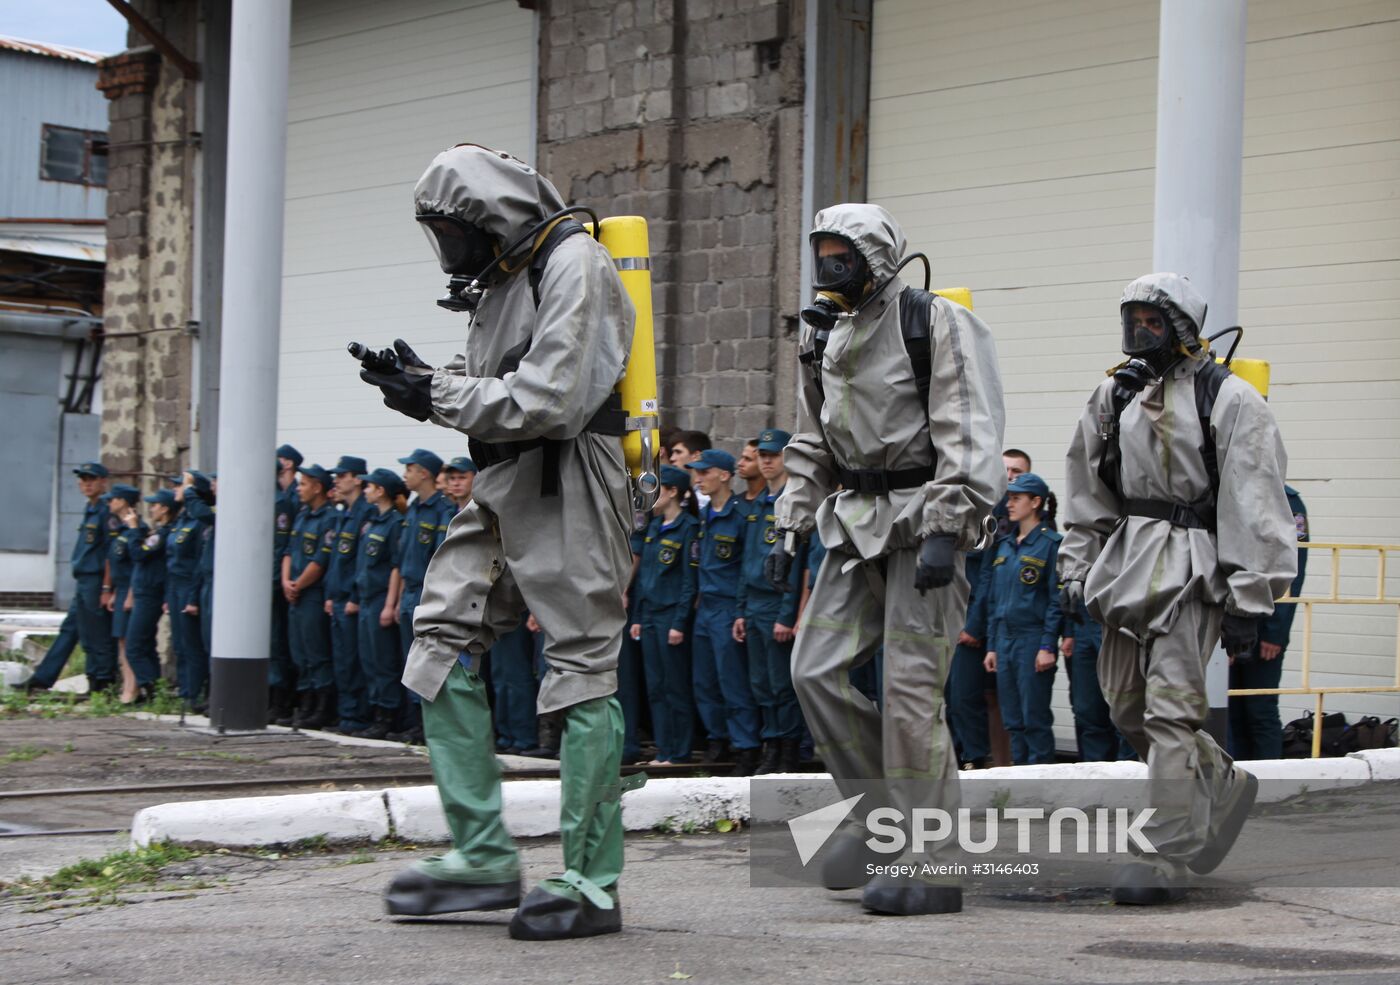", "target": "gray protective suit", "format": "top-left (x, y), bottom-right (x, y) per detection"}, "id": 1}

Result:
top-left (778, 204), bottom-right (1006, 863)
top-left (394, 145), bottom-right (636, 927)
top-left (1060, 272), bottom-right (1297, 864)
top-left (406, 147), bottom-right (634, 714)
